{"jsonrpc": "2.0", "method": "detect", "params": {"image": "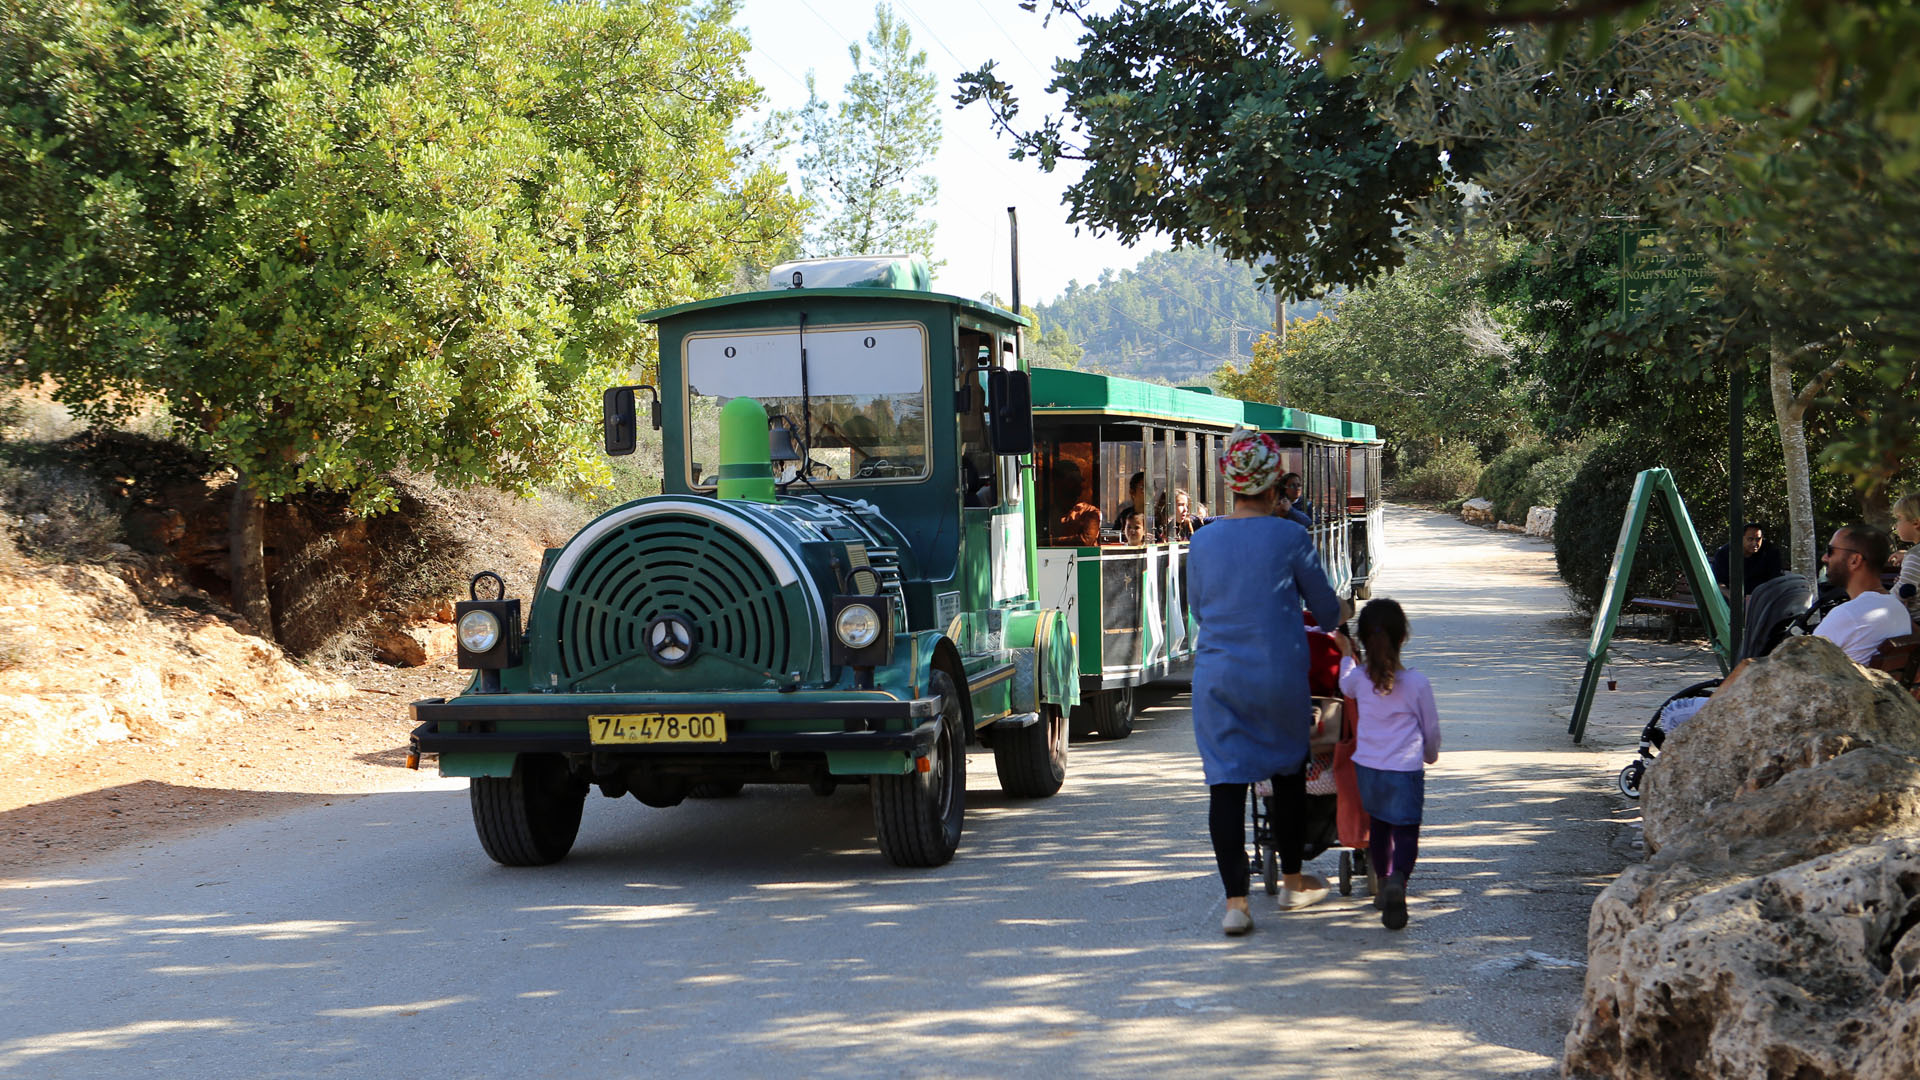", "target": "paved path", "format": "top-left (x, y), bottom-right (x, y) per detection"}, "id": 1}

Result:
top-left (0, 506), bottom-right (1641, 1078)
